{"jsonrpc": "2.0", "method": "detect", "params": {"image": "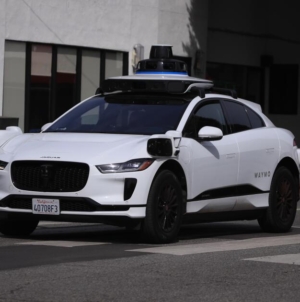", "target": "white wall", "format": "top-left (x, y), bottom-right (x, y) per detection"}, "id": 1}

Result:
top-left (158, 0), bottom-right (208, 77)
top-left (0, 0), bottom-right (207, 67)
